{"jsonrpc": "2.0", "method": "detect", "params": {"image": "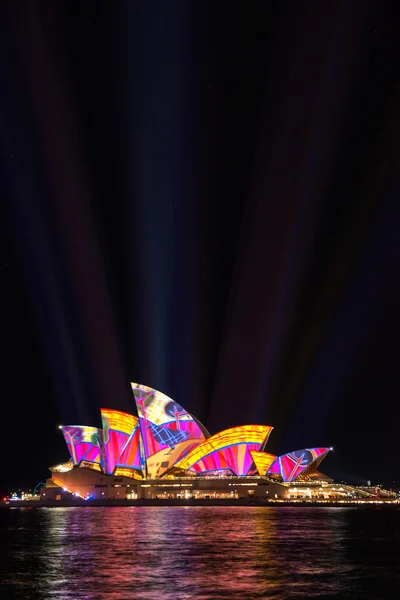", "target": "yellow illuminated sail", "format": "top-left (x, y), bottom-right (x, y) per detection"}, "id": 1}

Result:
top-left (175, 425), bottom-right (273, 471)
top-left (100, 409), bottom-right (138, 434)
top-left (249, 451), bottom-right (276, 476)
